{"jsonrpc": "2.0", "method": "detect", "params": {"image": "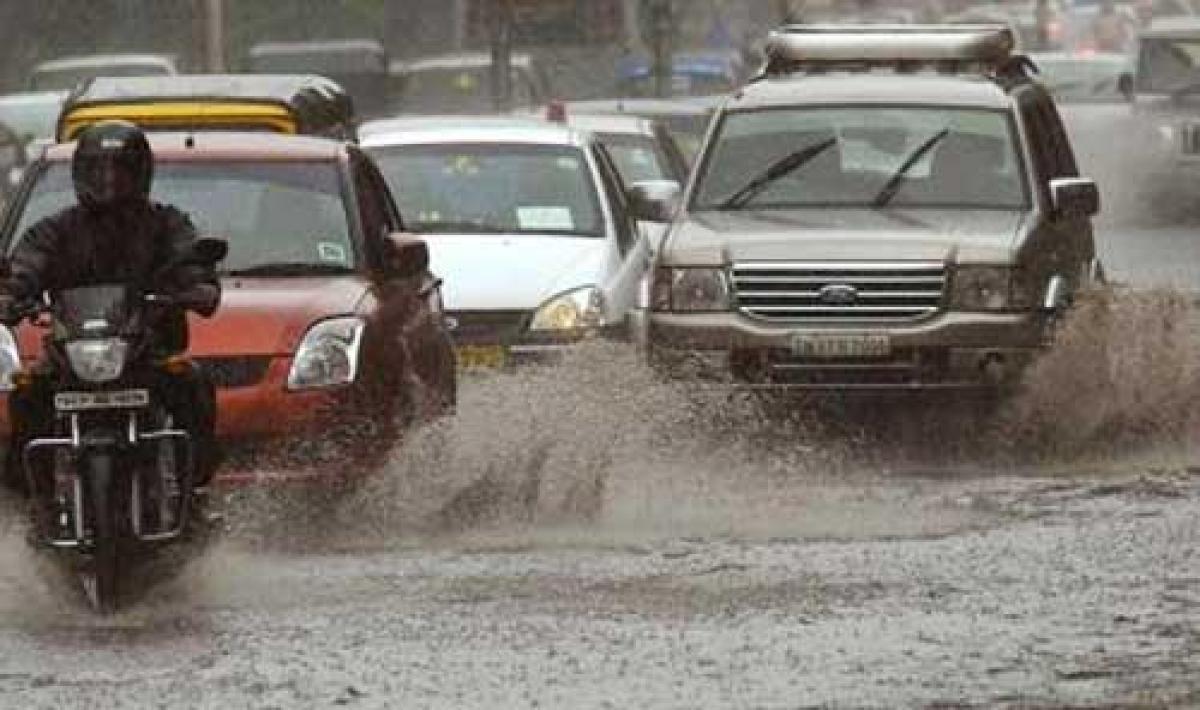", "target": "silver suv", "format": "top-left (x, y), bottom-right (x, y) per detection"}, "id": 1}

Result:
top-left (639, 25), bottom-right (1101, 391)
